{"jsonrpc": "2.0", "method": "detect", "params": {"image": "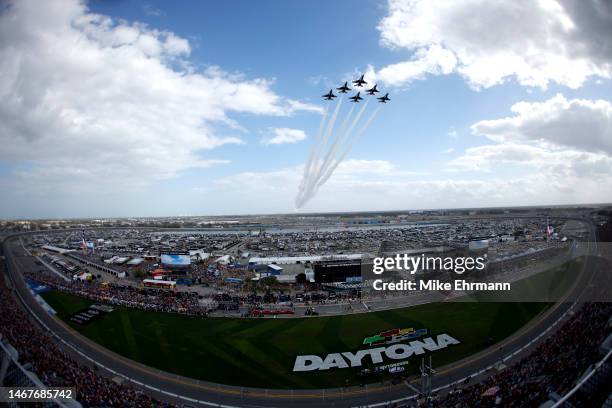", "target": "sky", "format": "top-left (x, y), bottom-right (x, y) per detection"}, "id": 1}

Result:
top-left (1, 0), bottom-right (612, 219)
